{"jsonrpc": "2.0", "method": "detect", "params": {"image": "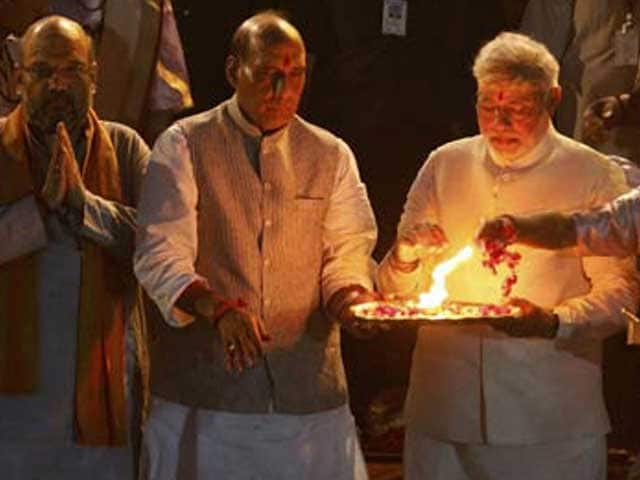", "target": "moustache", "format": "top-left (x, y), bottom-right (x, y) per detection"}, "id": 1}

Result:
top-left (27, 91), bottom-right (88, 134)
top-left (40, 91), bottom-right (77, 110)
